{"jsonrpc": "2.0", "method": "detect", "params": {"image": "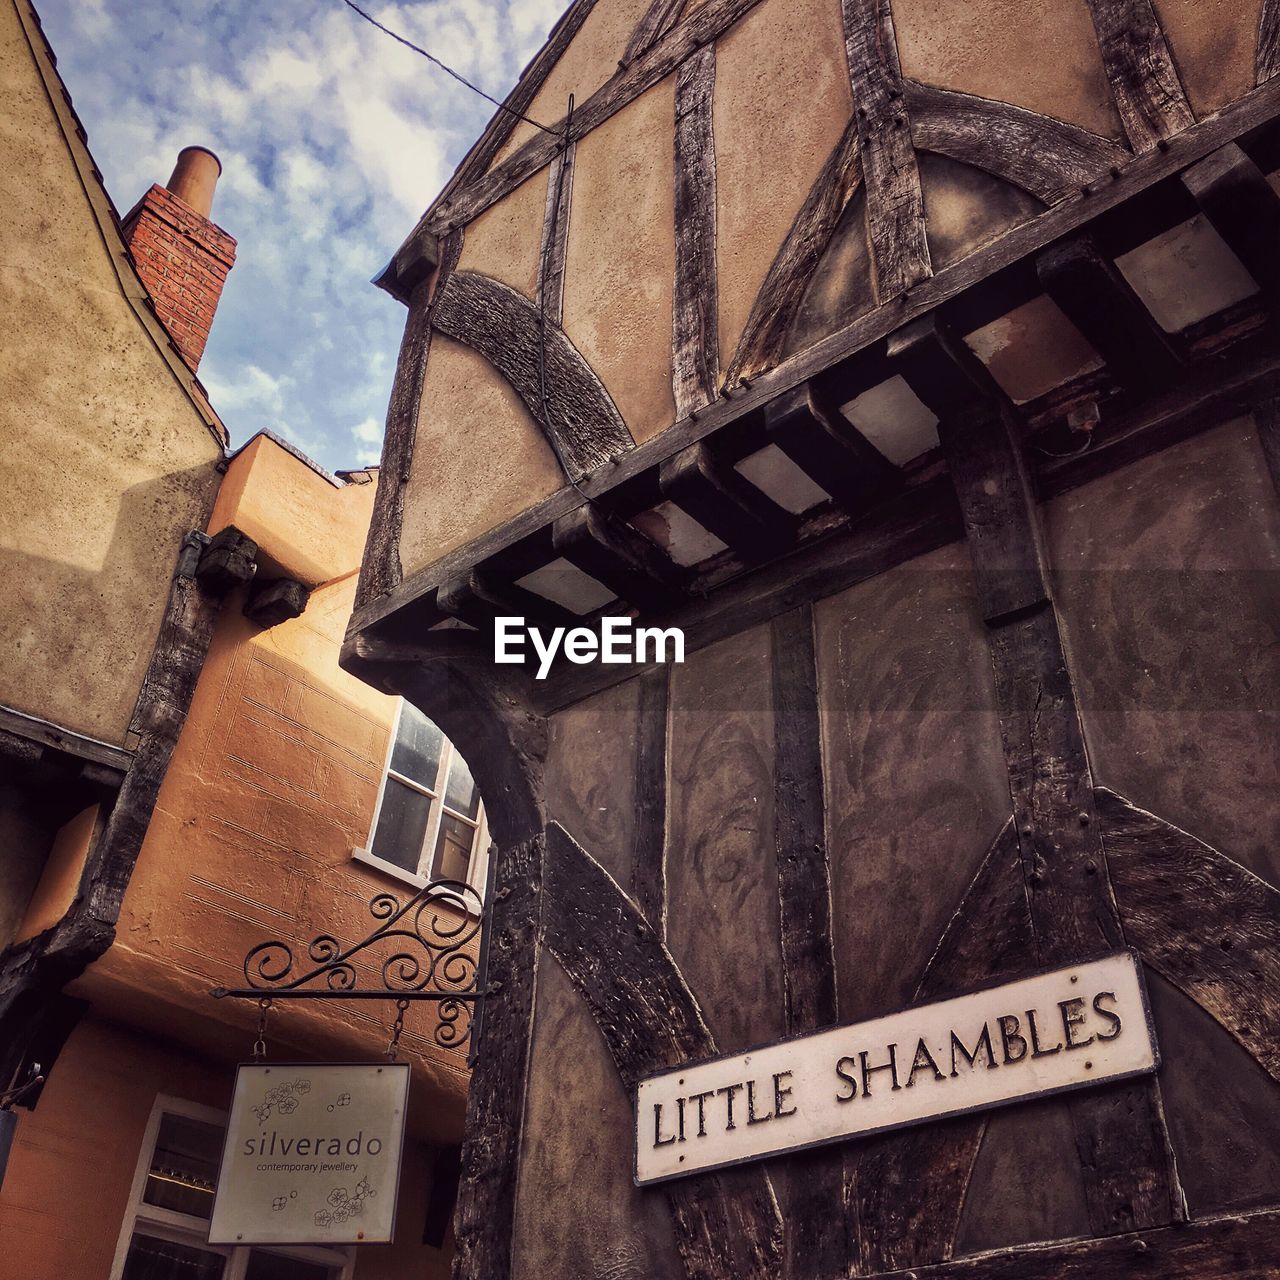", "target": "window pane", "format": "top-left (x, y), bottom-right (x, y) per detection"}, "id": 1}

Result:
top-left (389, 703), bottom-right (444, 788)
top-left (122, 1233), bottom-right (226, 1280)
top-left (244, 1250), bottom-right (341, 1280)
top-left (431, 811), bottom-right (476, 883)
top-left (142, 1113), bottom-right (223, 1220)
top-left (371, 778), bottom-right (432, 874)
top-left (442, 751), bottom-right (480, 820)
